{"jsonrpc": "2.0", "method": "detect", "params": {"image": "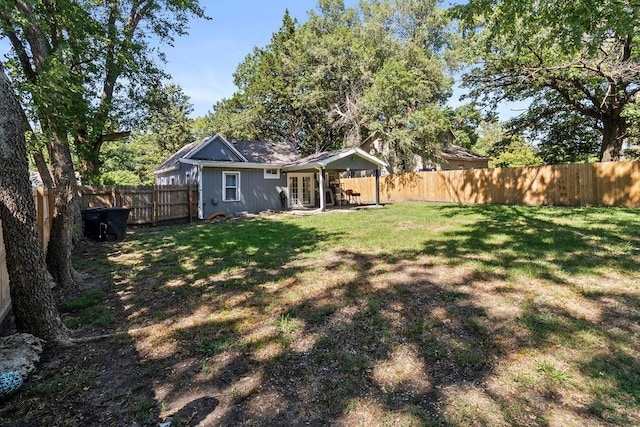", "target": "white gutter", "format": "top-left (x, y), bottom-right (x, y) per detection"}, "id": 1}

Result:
top-left (153, 165), bottom-right (180, 175)
top-left (179, 159), bottom-right (286, 169)
top-left (284, 162), bottom-right (324, 172)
